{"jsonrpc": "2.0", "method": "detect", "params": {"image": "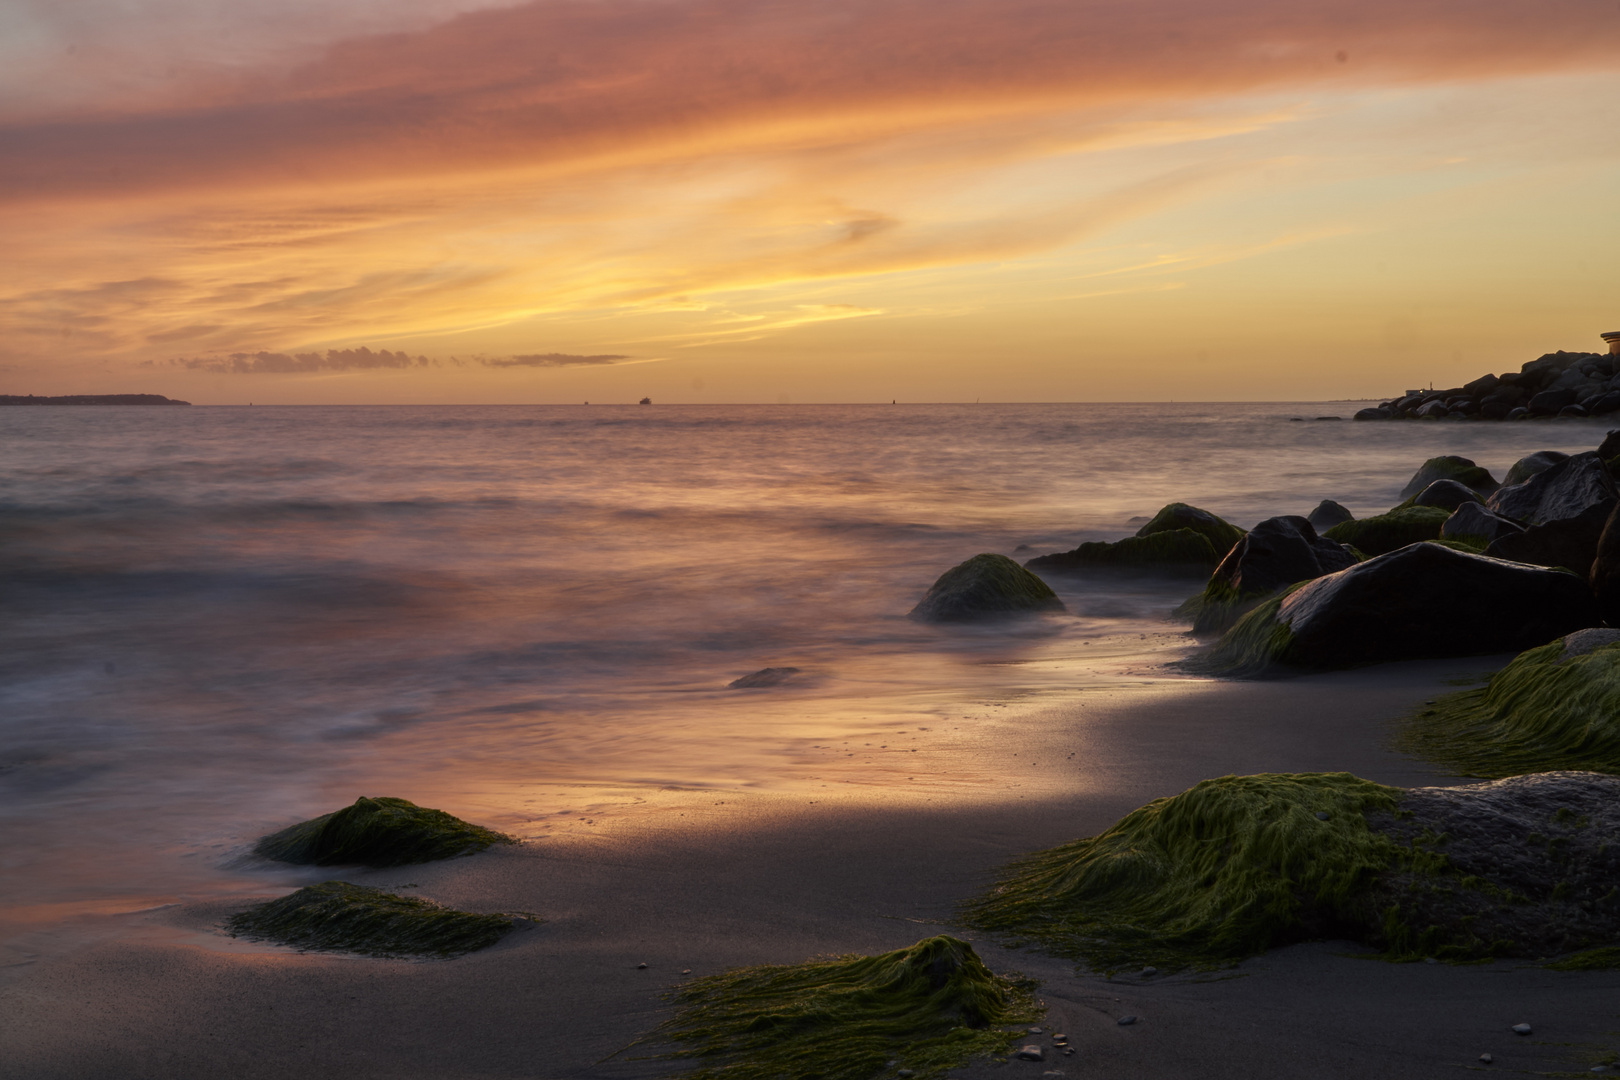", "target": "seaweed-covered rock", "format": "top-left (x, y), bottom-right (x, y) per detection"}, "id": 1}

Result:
top-left (1503, 450), bottom-right (1570, 487)
top-left (659, 935), bottom-right (1041, 1079)
top-left (1487, 451), bottom-right (1616, 525)
top-left (1399, 456), bottom-right (1498, 498)
top-left (1202, 542), bottom-right (1601, 676)
top-left (1178, 516), bottom-right (1357, 635)
top-left (1398, 633), bottom-right (1620, 776)
top-left (911, 553), bottom-right (1064, 622)
top-left (1409, 479), bottom-right (1483, 512)
top-left (964, 770), bottom-right (1620, 972)
top-left (1023, 529), bottom-right (1218, 575)
top-left (1322, 505), bottom-right (1450, 557)
top-left (1441, 502), bottom-right (1525, 545)
top-left (1484, 497), bottom-right (1617, 577)
top-left (728, 666), bottom-right (802, 688)
top-left (255, 796), bottom-right (515, 868)
top-left (225, 881), bottom-right (516, 957)
top-left (1133, 502), bottom-right (1245, 556)
top-left (1306, 500), bottom-right (1354, 533)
